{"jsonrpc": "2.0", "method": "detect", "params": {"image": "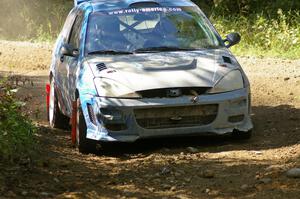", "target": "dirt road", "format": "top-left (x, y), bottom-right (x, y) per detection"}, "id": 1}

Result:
top-left (0, 40), bottom-right (300, 199)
